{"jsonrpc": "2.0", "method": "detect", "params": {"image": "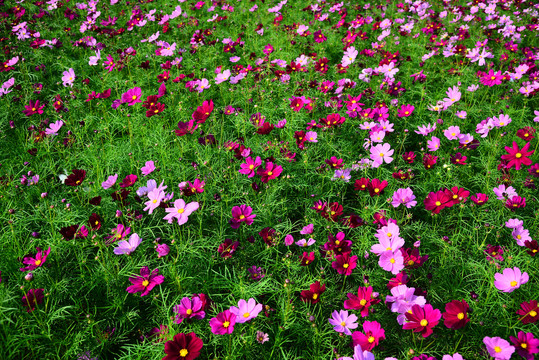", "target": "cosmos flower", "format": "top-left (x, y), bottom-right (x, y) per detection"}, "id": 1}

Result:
top-left (209, 310), bottom-right (236, 335)
top-left (114, 233), bottom-right (142, 255)
top-left (20, 247), bottom-right (51, 272)
top-left (162, 332), bottom-right (203, 360)
top-left (403, 304), bottom-right (441, 338)
top-left (163, 199), bottom-right (199, 225)
top-left (126, 266), bottom-right (164, 297)
top-left (494, 267), bottom-right (529, 293)
top-left (483, 336), bottom-right (515, 360)
top-left (500, 142), bottom-right (534, 170)
top-left (230, 298), bottom-right (263, 323)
